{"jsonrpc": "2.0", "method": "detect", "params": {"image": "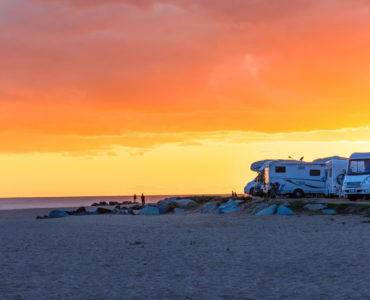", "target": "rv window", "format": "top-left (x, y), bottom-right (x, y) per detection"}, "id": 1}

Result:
top-left (275, 166), bottom-right (286, 173)
top-left (310, 169), bottom-right (321, 176)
